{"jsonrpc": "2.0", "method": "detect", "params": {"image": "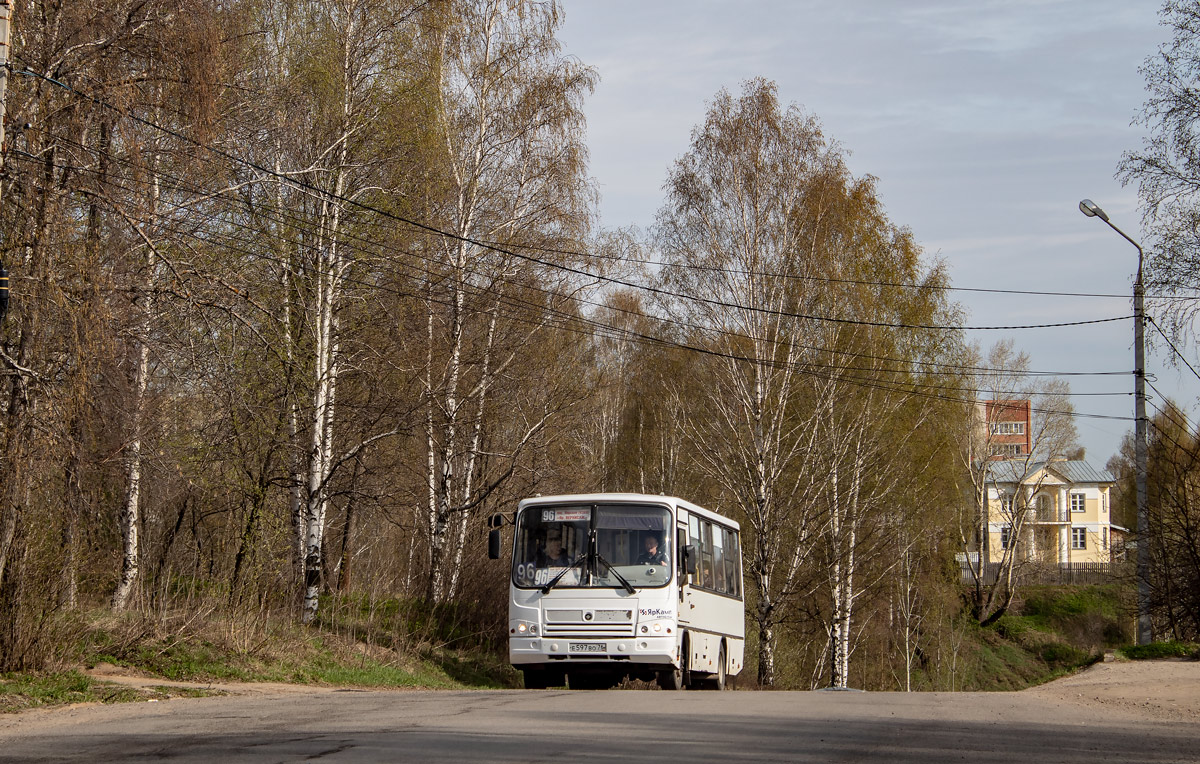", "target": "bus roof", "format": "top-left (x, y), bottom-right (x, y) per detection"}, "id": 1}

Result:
top-left (516, 493), bottom-right (740, 531)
